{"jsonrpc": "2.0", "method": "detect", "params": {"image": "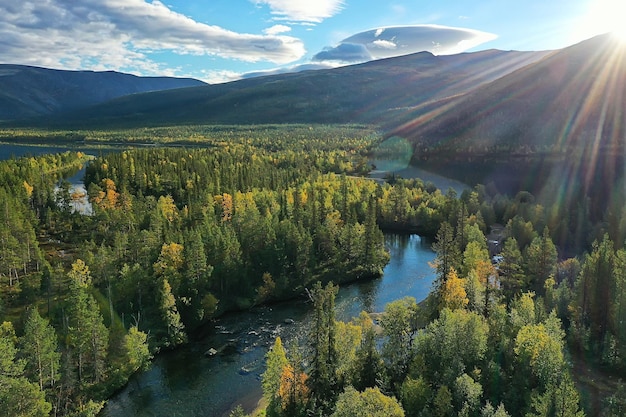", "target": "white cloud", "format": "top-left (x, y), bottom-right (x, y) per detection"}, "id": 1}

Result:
top-left (253, 0), bottom-right (344, 23)
top-left (314, 25), bottom-right (497, 63)
top-left (199, 69), bottom-right (243, 84)
top-left (264, 24), bottom-right (292, 35)
top-left (0, 0), bottom-right (306, 75)
top-left (372, 39), bottom-right (397, 50)
top-left (242, 62), bottom-right (337, 79)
